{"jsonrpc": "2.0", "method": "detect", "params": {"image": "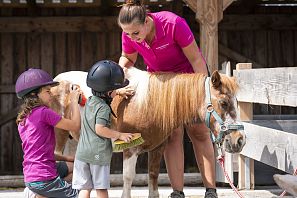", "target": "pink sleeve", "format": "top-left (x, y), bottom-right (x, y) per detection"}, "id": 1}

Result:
top-left (41, 107), bottom-right (62, 127)
top-left (122, 32), bottom-right (137, 54)
top-left (174, 17), bottom-right (195, 48)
